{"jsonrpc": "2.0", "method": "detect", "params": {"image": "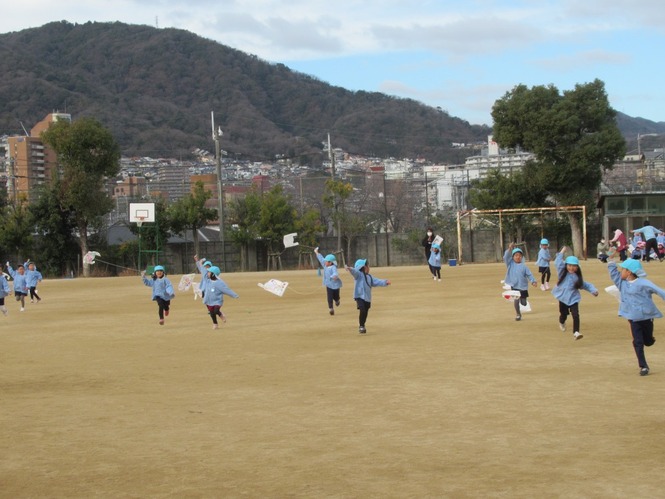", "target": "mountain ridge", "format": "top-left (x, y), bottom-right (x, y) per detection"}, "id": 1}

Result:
top-left (0, 21), bottom-right (663, 163)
